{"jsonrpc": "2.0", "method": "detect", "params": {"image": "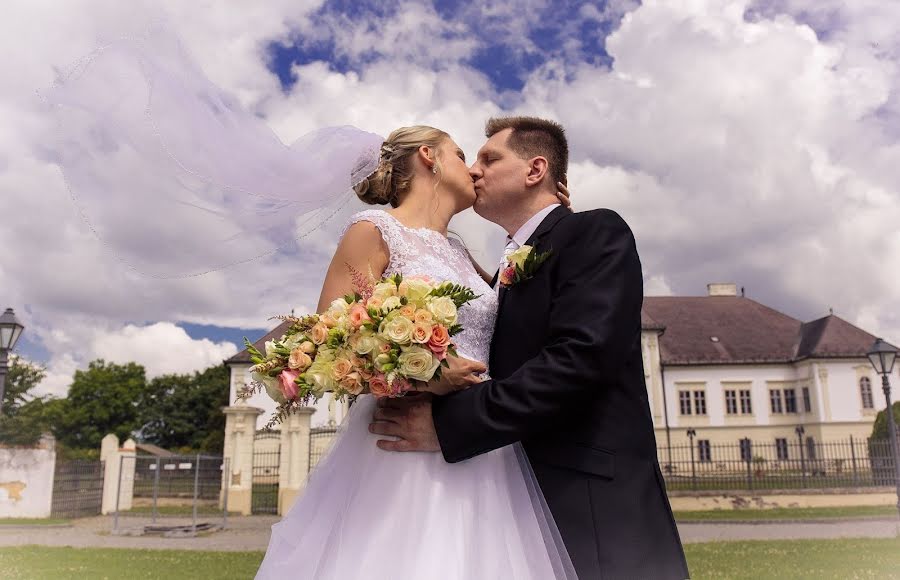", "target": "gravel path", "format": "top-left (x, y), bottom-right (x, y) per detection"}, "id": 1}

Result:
top-left (1, 516), bottom-right (897, 552)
